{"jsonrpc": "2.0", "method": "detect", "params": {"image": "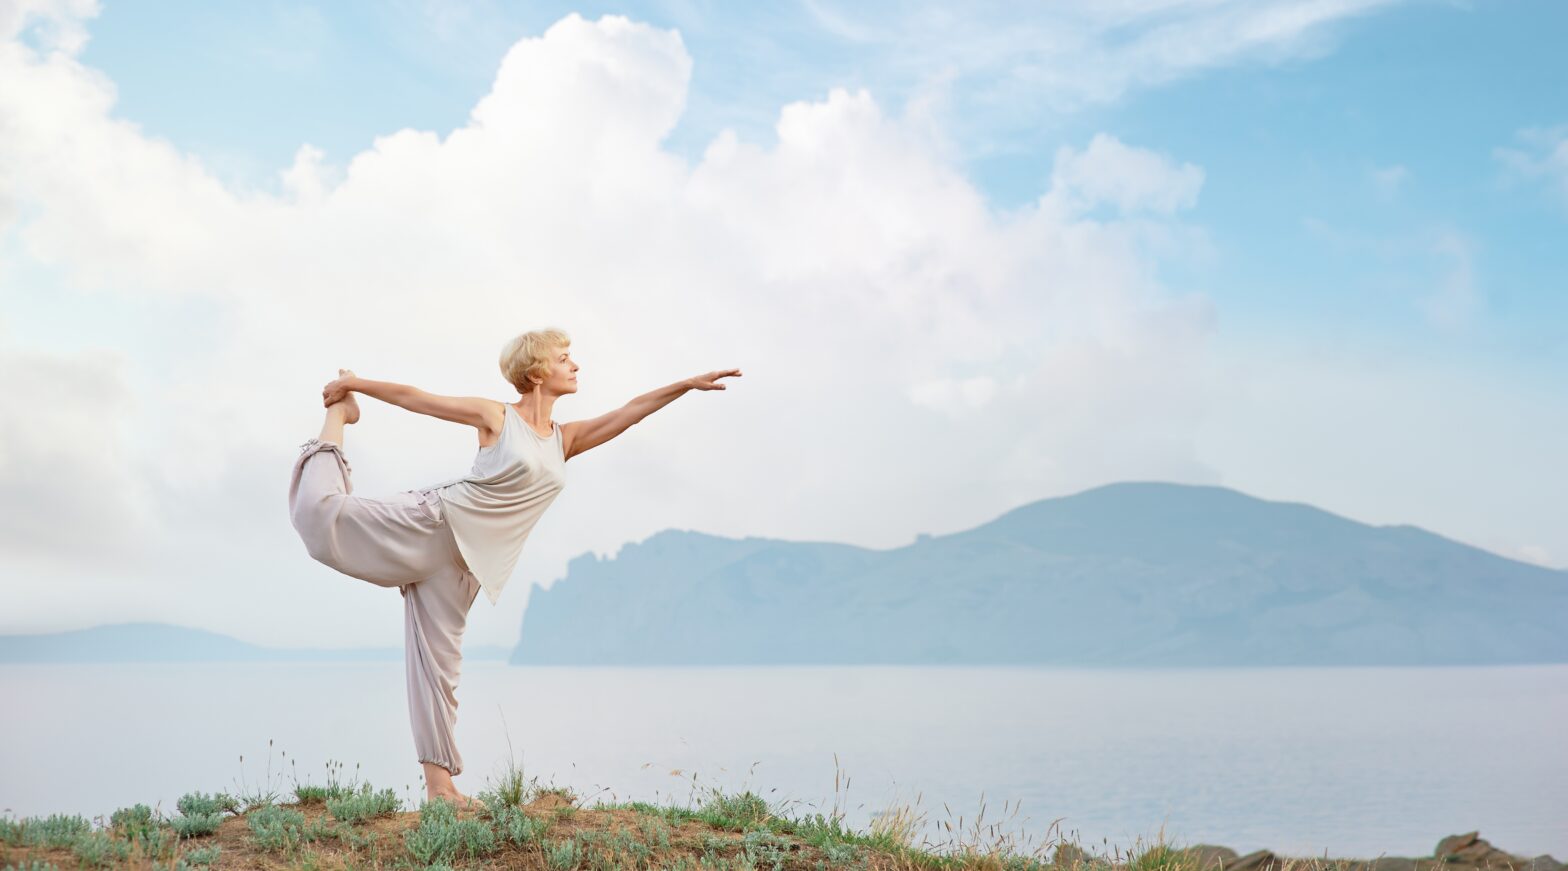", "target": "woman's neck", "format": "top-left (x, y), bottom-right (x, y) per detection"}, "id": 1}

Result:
top-left (514, 392), bottom-right (556, 428)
